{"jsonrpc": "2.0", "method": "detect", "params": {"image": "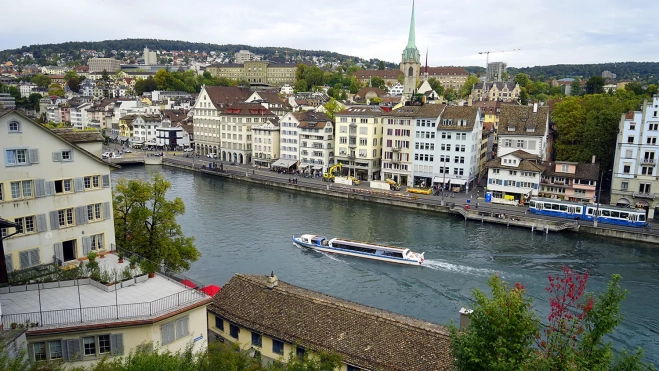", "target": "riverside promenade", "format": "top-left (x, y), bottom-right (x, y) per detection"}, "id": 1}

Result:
top-left (152, 154), bottom-right (659, 245)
